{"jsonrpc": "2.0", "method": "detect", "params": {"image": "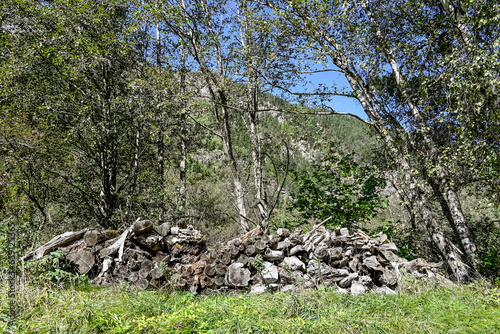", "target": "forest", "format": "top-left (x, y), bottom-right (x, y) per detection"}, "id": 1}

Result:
top-left (1, 1), bottom-right (500, 329)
